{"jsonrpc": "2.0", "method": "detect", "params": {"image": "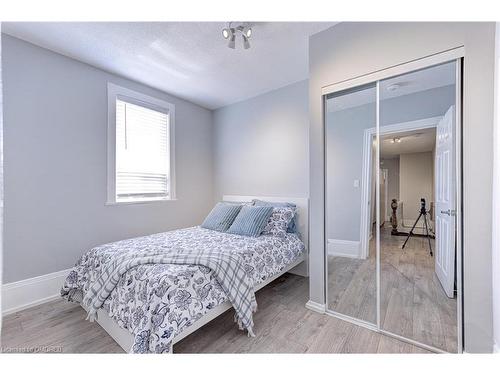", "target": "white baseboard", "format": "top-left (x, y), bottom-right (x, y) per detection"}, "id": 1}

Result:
top-left (402, 219), bottom-right (426, 228)
top-left (305, 300), bottom-right (326, 314)
top-left (327, 239), bottom-right (361, 259)
top-left (2, 268), bottom-right (71, 316)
